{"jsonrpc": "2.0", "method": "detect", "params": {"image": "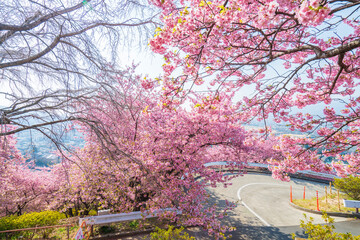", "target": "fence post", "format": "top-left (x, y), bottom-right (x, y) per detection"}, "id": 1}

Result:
top-left (329, 182), bottom-right (332, 195)
top-left (316, 191), bottom-right (320, 211)
top-left (303, 186), bottom-right (306, 200)
top-left (325, 186), bottom-right (328, 204)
